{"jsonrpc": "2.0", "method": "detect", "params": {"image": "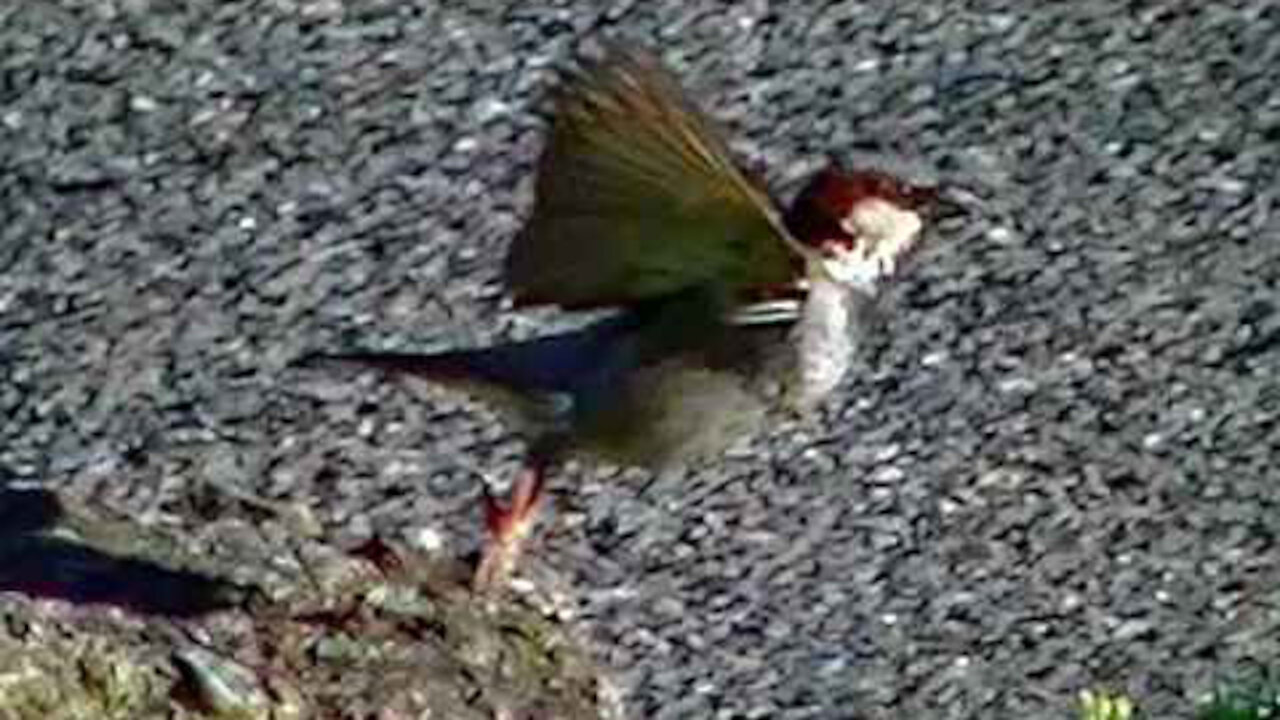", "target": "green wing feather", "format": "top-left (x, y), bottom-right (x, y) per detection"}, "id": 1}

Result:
top-left (505, 45), bottom-right (801, 309)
